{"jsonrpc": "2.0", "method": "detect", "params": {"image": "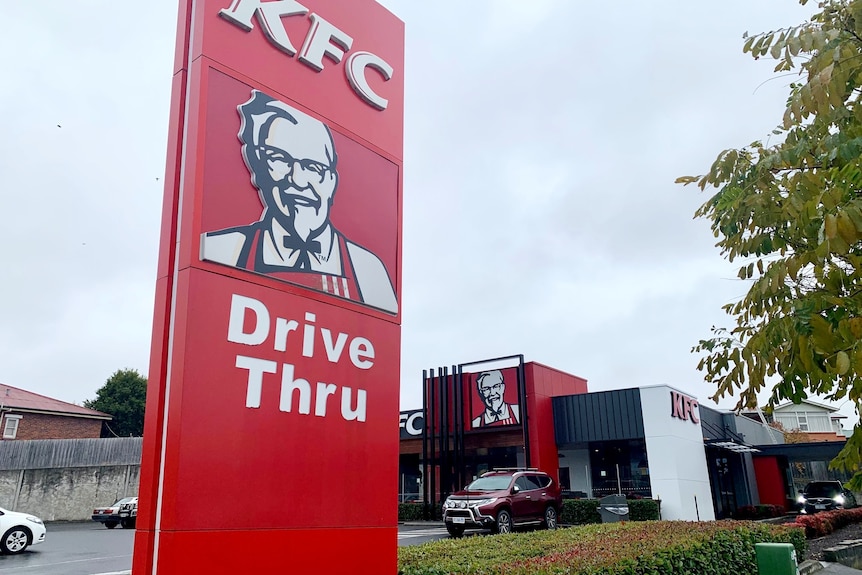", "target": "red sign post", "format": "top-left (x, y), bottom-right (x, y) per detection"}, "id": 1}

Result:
top-left (134, 1), bottom-right (403, 572)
